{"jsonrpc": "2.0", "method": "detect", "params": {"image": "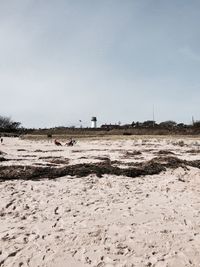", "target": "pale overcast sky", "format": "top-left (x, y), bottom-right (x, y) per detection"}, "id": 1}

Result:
top-left (0, 0), bottom-right (200, 128)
